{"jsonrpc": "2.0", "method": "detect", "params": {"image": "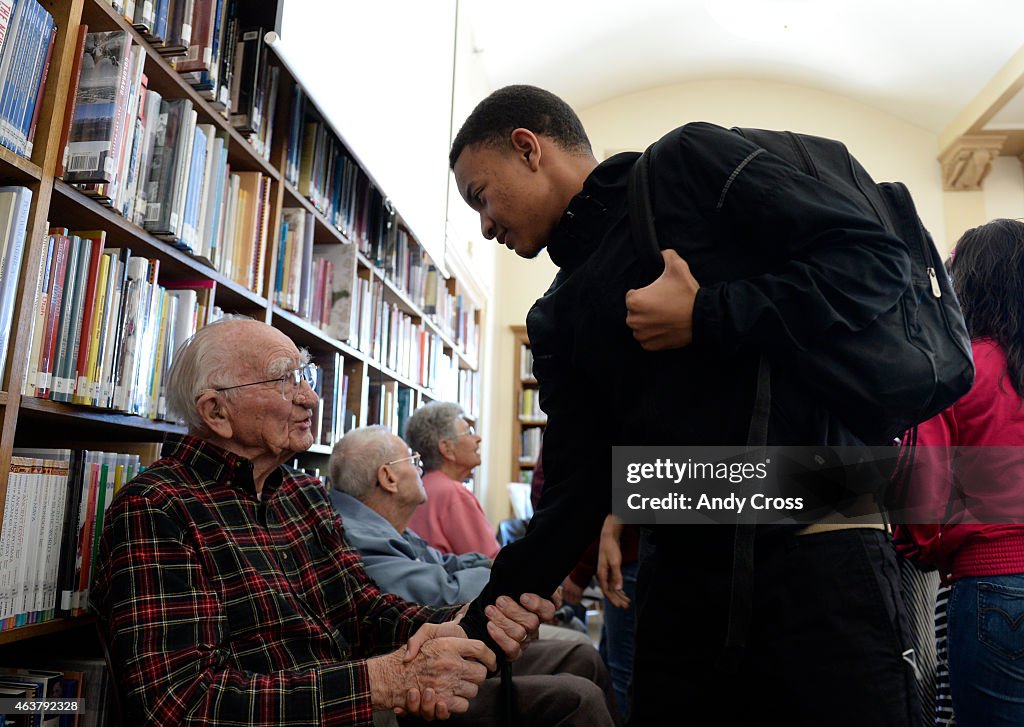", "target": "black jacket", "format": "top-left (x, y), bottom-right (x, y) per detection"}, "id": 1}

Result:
top-left (461, 122), bottom-right (911, 641)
